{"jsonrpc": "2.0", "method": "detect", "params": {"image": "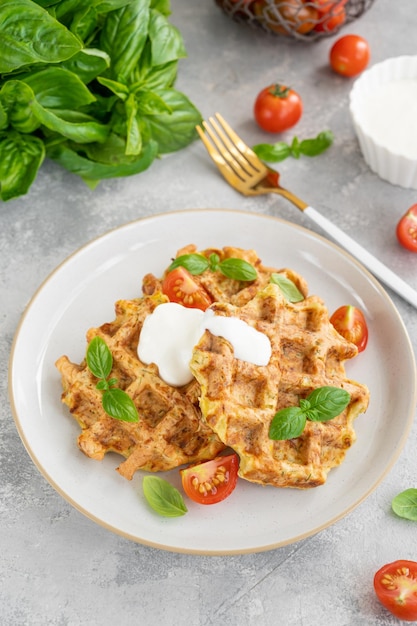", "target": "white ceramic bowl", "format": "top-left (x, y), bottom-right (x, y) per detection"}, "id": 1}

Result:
top-left (349, 55), bottom-right (417, 189)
